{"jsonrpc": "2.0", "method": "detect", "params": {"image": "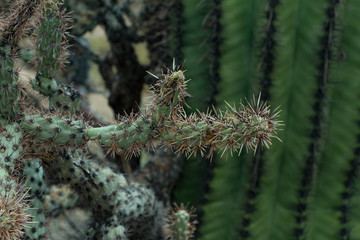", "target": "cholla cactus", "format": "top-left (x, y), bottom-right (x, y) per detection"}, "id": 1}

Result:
top-left (166, 204), bottom-right (197, 240)
top-left (0, 0), bottom-right (281, 239)
top-left (22, 66), bottom-right (280, 159)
